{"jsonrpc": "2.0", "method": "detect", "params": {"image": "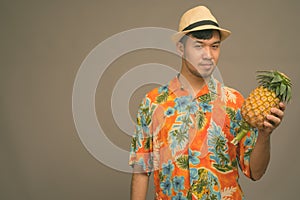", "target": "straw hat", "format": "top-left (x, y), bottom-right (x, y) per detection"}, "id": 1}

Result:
top-left (172, 6), bottom-right (231, 43)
